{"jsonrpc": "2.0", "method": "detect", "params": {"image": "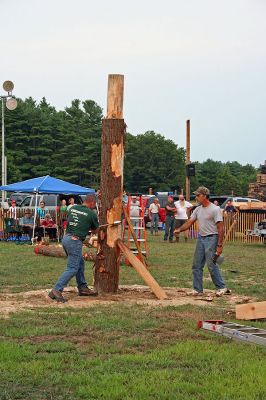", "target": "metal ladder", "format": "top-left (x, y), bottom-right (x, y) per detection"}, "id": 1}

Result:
top-left (198, 320), bottom-right (266, 346)
top-left (124, 193), bottom-right (147, 259)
